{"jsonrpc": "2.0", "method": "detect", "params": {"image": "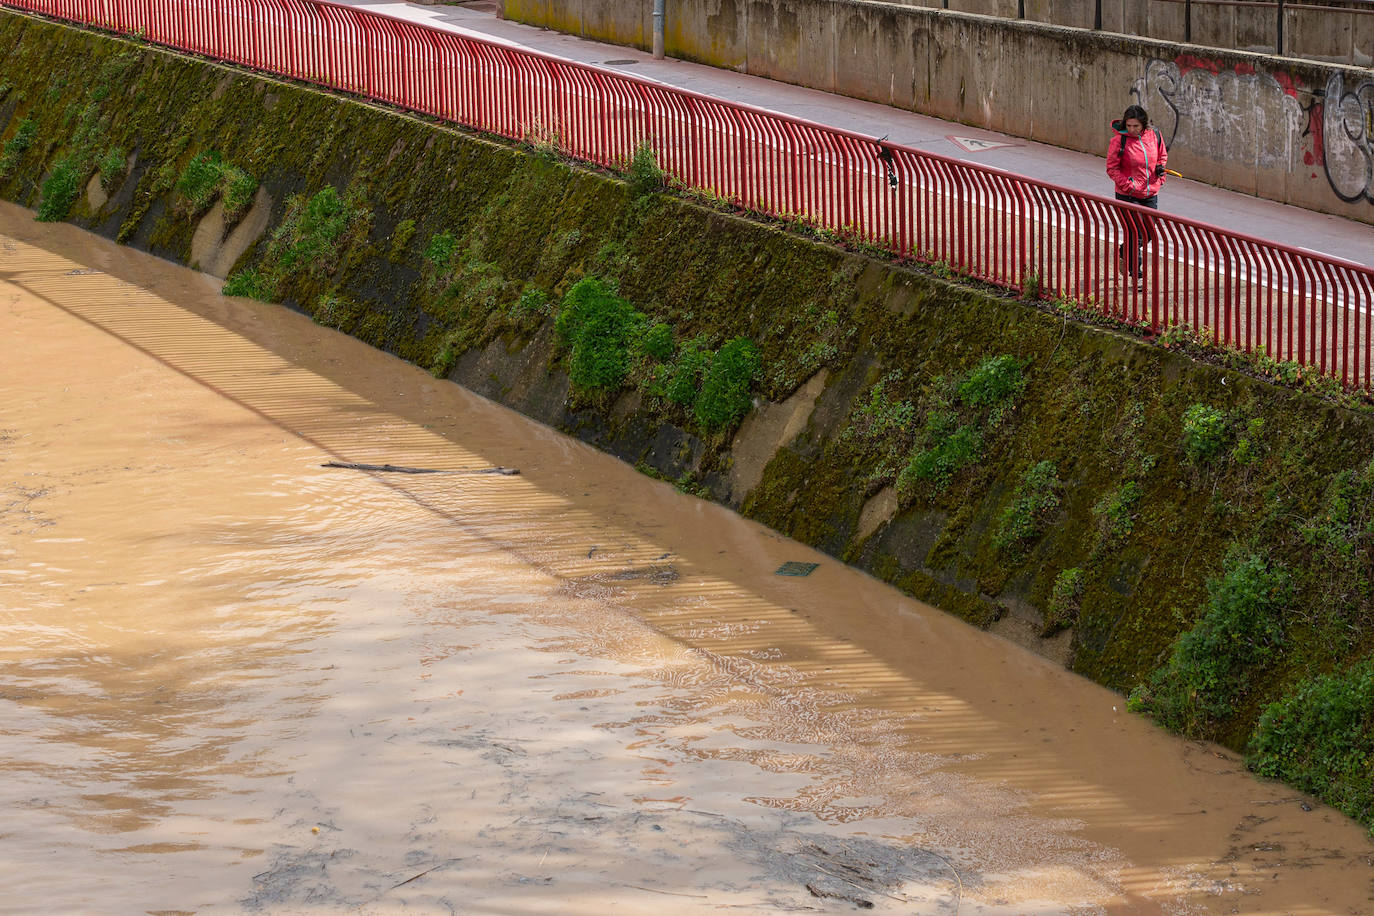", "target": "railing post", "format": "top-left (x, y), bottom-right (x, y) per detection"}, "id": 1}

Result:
top-left (1184, 0), bottom-right (1191, 42)
top-left (1093, 0), bottom-right (1101, 30)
